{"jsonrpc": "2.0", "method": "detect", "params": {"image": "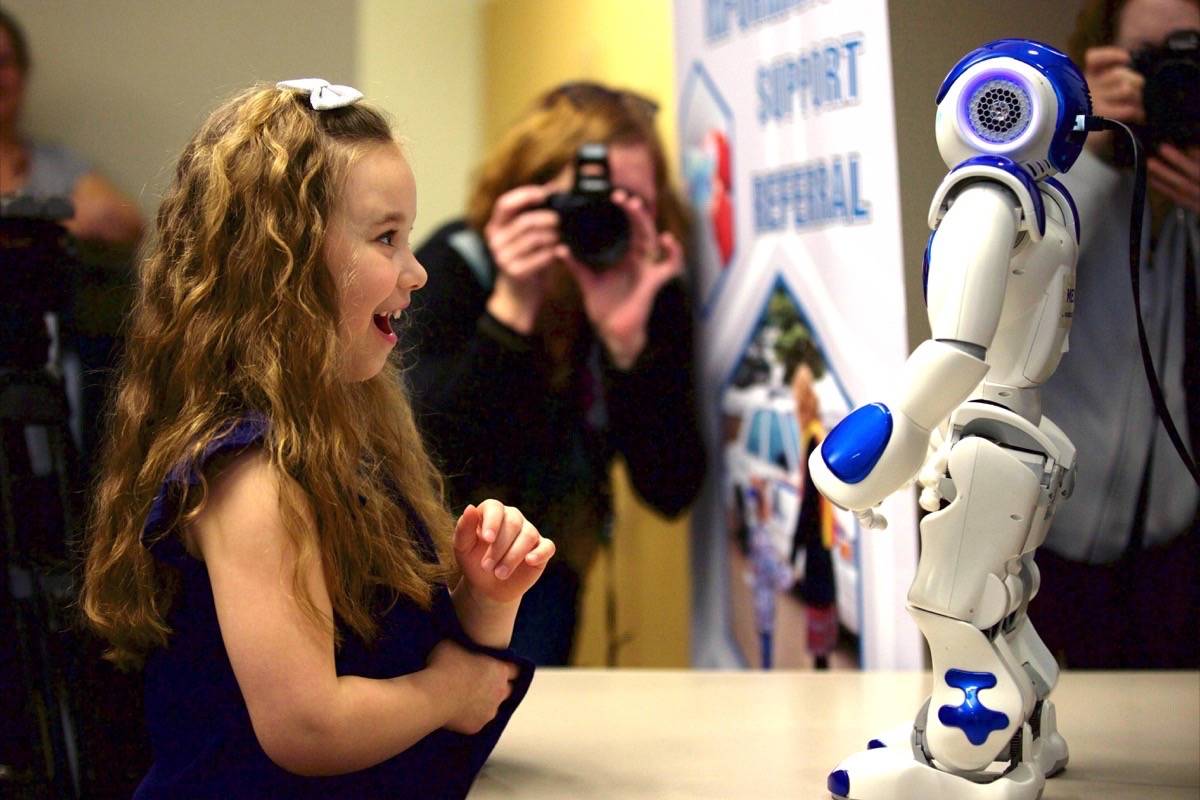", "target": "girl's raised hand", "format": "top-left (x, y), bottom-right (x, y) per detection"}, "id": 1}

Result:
top-left (453, 500), bottom-right (555, 606)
